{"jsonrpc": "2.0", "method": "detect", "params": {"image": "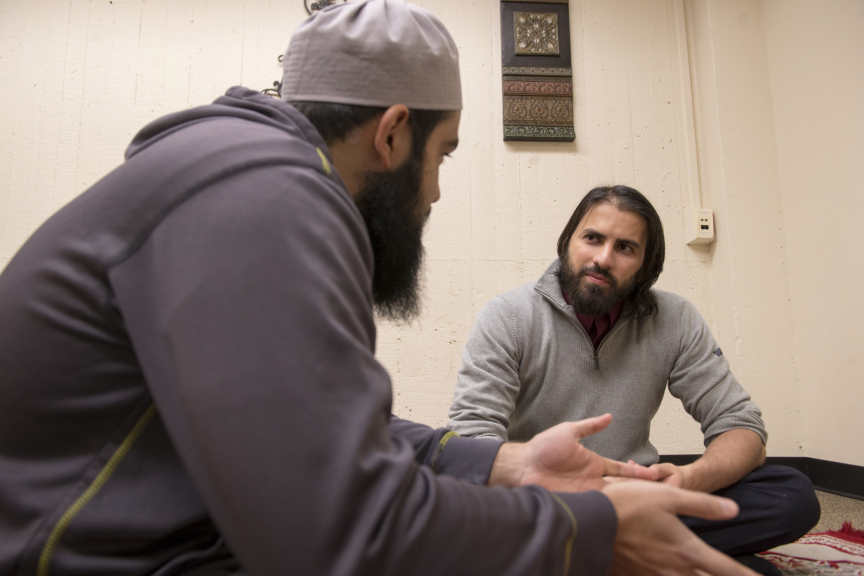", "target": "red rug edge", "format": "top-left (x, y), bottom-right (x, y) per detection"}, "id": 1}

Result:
top-left (824, 521), bottom-right (864, 545)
